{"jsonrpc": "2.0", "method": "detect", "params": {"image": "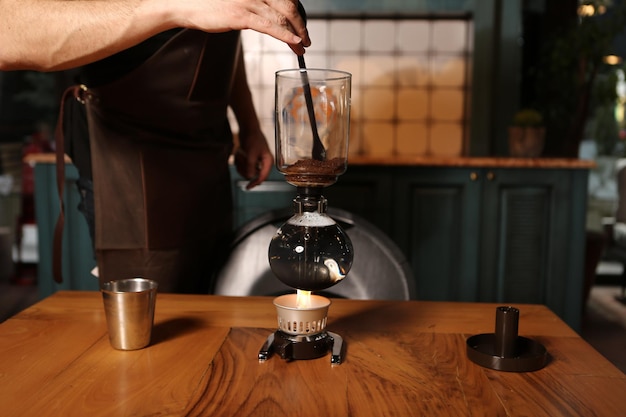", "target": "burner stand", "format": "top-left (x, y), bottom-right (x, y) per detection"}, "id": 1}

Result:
top-left (258, 330), bottom-right (344, 364)
top-left (258, 294), bottom-right (345, 364)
